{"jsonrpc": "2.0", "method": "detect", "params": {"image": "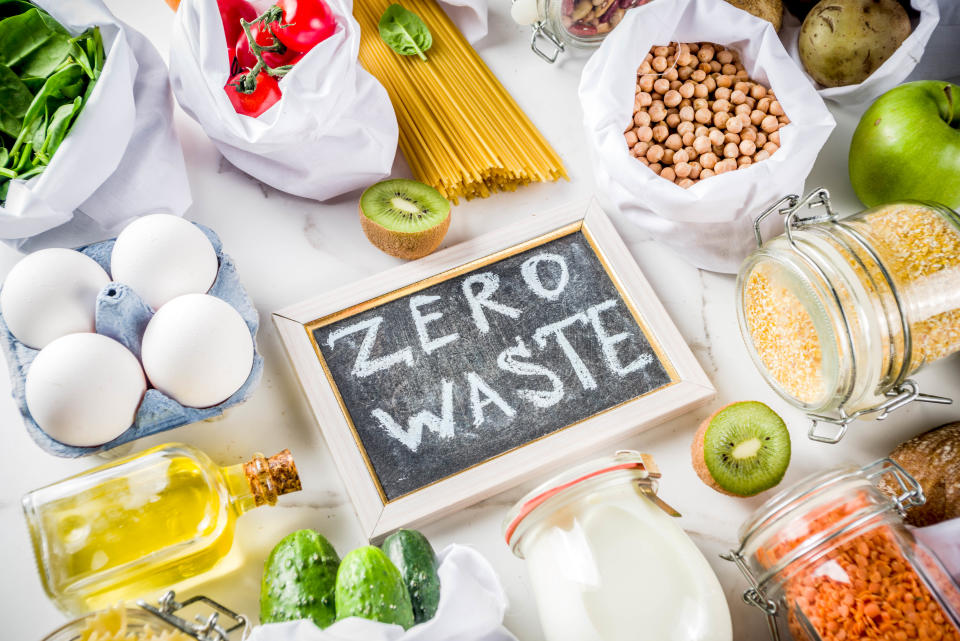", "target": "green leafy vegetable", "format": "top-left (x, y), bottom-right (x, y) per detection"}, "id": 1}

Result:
top-left (378, 4), bottom-right (432, 62)
top-left (0, 2), bottom-right (103, 206)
